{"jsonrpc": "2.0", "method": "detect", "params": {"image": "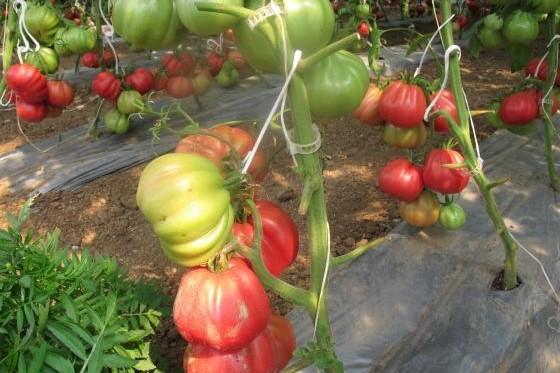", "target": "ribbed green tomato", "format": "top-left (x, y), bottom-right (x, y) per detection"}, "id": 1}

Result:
top-left (483, 14), bottom-right (503, 30)
top-left (53, 28), bottom-right (72, 57)
top-left (439, 202), bottom-right (466, 230)
top-left (54, 27), bottom-right (97, 55)
top-left (478, 27), bottom-right (505, 50)
top-left (117, 91), bottom-right (144, 114)
top-left (25, 47), bottom-right (59, 74)
top-left (136, 153), bottom-right (234, 267)
top-left (502, 11), bottom-right (539, 46)
top-left (175, 0), bottom-right (243, 36)
top-left (302, 51), bottom-right (369, 118)
top-left (24, 4), bottom-right (60, 45)
top-left (531, 0), bottom-right (560, 13)
top-left (112, 0), bottom-right (185, 50)
top-left (383, 123), bottom-right (427, 148)
top-left (104, 109), bottom-right (130, 135)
